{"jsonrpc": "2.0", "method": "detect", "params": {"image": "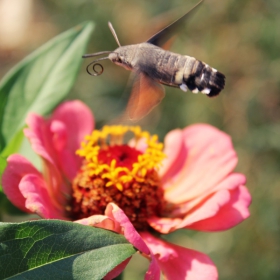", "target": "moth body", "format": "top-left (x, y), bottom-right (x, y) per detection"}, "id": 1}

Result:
top-left (83, 1), bottom-right (225, 120)
top-left (109, 42), bottom-right (224, 97)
